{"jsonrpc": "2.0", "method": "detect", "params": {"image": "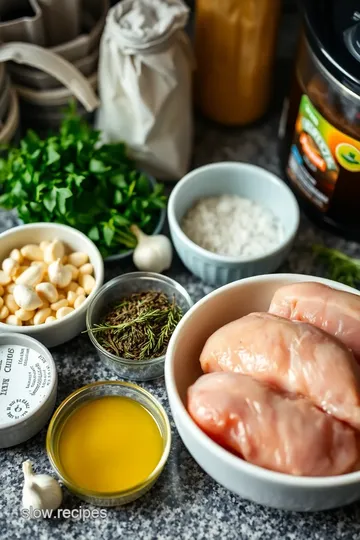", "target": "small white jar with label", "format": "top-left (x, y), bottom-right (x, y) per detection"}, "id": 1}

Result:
top-left (0, 333), bottom-right (57, 448)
